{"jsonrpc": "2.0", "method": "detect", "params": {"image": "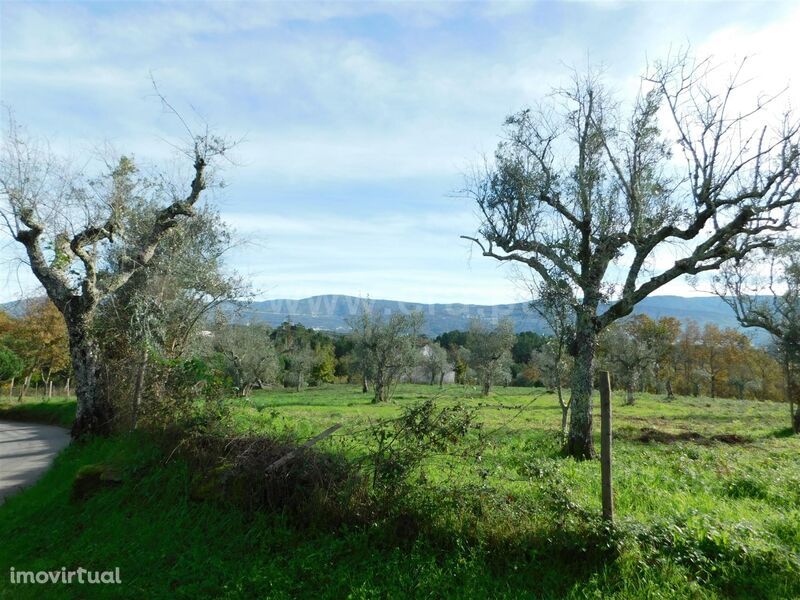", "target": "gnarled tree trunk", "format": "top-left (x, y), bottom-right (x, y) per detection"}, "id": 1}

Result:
top-left (567, 310), bottom-right (598, 460)
top-left (66, 307), bottom-right (114, 439)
